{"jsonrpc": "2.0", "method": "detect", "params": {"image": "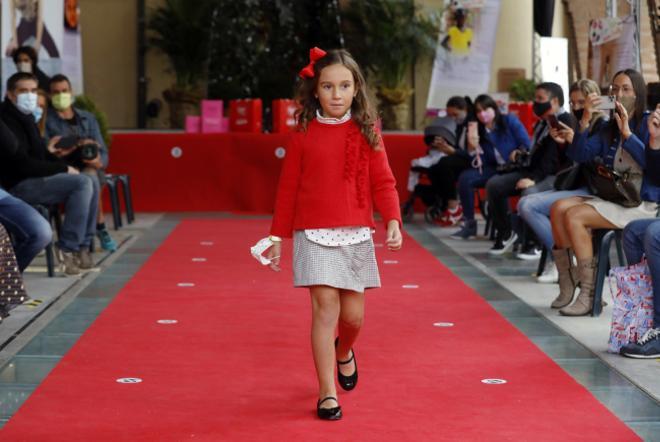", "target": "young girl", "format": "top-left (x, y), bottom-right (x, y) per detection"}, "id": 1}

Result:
top-left (265, 47), bottom-right (402, 420)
